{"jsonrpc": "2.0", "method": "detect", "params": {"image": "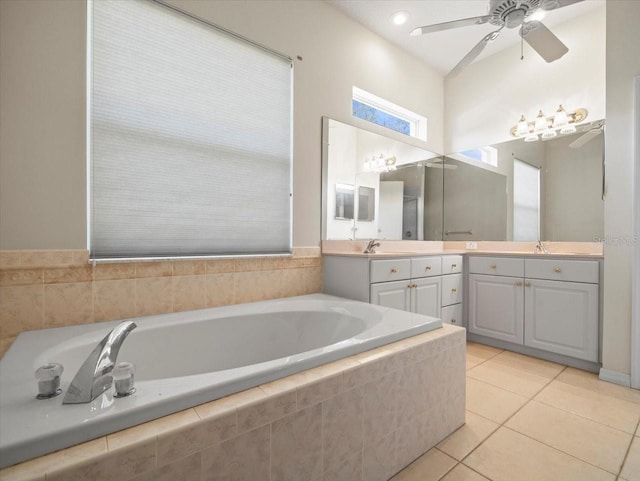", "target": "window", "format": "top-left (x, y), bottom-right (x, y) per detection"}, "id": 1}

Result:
top-left (89, 0), bottom-right (292, 259)
top-left (513, 159), bottom-right (540, 241)
top-left (460, 146), bottom-right (498, 167)
top-left (352, 87), bottom-right (427, 141)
